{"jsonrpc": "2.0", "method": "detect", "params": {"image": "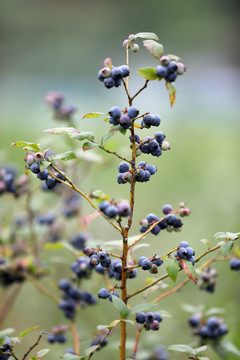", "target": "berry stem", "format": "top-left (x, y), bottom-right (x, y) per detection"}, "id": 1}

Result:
top-left (98, 145), bottom-right (131, 163)
top-left (130, 80), bottom-right (149, 102)
top-left (70, 319), bottom-right (80, 356)
top-left (22, 331), bottom-right (48, 360)
top-left (131, 324), bottom-right (142, 359)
